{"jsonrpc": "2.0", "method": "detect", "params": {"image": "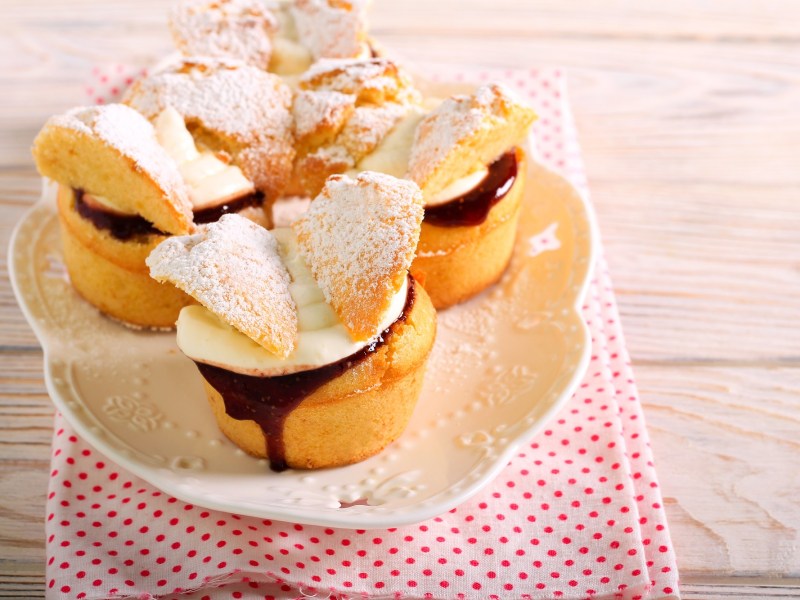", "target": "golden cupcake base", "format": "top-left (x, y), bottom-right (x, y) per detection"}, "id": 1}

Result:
top-left (56, 185), bottom-right (193, 329)
top-left (200, 278), bottom-right (437, 470)
top-left (411, 149), bottom-right (526, 309)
